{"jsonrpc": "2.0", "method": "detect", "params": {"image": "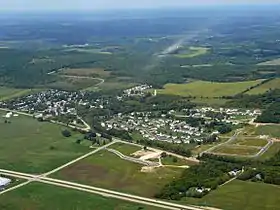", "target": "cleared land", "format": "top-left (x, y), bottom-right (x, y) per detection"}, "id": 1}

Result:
top-left (53, 150), bottom-right (183, 197)
top-left (175, 47), bottom-right (209, 58)
top-left (246, 78), bottom-right (280, 95)
top-left (60, 68), bottom-right (111, 78)
top-left (0, 182), bottom-right (160, 210)
top-left (182, 180), bottom-right (280, 210)
top-left (258, 58), bottom-right (280, 66)
top-left (157, 80), bottom-right (263, 97)
top-left (0, 111), bottom-right (91, 173)
top-left (109, 142), bottom-right (142, 156)
top-left (211, 145), bottom-right (260, 156)
top-left (86, 80), bottom-right (137, 92)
